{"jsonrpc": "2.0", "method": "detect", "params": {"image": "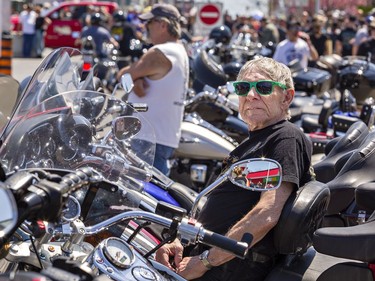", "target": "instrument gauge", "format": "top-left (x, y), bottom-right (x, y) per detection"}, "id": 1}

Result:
top-left (103, 237), bottom-right (135, 269)
top-left (132, 266), bottom-right (158, 281)
top-left (61, 195), bottom-right (81, 221)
